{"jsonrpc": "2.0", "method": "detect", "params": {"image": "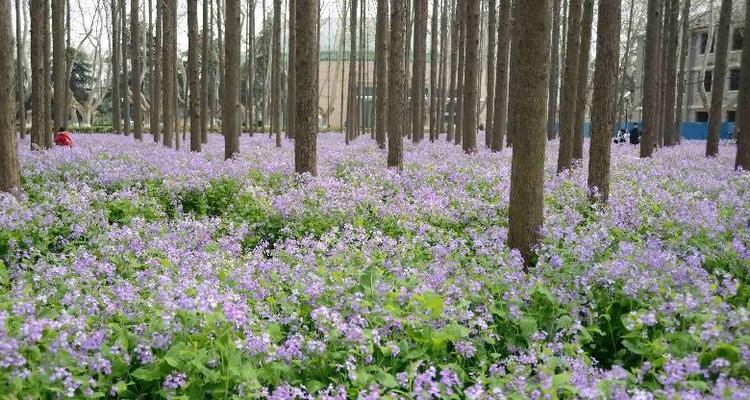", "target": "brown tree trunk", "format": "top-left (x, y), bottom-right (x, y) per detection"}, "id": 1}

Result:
top-left (706, 0), bottom-right (733, 157)
top-left (294, 0), bottom-right (318, 175)
top-left (674, 0), bottom-right (691, 145)
top-left (461, 0), bottom-right (479, 153)
top-left (112, 0), bottom-right (121, 135)
top-left (483, 0), bottom-right (496, 147)
top-left (557, 0), bottom-right (582, 172)
top-left (287, 0), bottom-right (296, 139)
top-left (508, 0), bottom-right (551, 268)
top-left (454, 0), bottom-right (465, 145)
top-left (641, 0), bottom-right (662, 158)
top-left (617, 0), bottom-right (635, 126)
top-left (404, 0), bottom-right (413, 140)
top-left (411, 0), bottom-right (427, 143)
top-left (161, 0), bottom-right (174, 147)
top-left (0, 0), bottom-right (19, 193)
top-left (201, 0), bottom-right (210, 142)
top-left (188, 0), bottom-right (201, 151)
top-left (505, 1), bottom-right (518, 148)
top-left (31, 0), bottom-right (44, 149)
top-left (346, 0), bottom-right (357, 144)
top-left (547, 0), bottom-right (561, 140)
top-left (131, 0), bottom-right (143, 140)
top-left (217, 0), bottom-right (225, 123)
top-left (270, 0), bottom-right (281, 147)
top-left (15, 0), bottom-right (25, 140)
top-left (736, 0), bottom-right (750, 170)
top-left (446, 0), bottom-right (458, 142)
top-left (225, 0), bottom-right (241, 157)
top-left (428, 0), bottom-right (440, 142)
top-left (587, 0), bottom-right (621, 203)
top-left (121, 0), bottom-right (130, 136)
top-left (52, 0), bottom-right (64, 131)
top-left (572, 0), bottom-right (593, 161)
top-left (662, 0), bottom-right (678, 146)
top-left (490, 0), bottom-right (509, 152)
top-left (435, 0), bottom-right (449, 139)
top-left (151, 0), bottom-right (161, 142)
top-left (388, 0), bottom-right (405, 169)
top-left (375, 0), bottom-right (388, 149)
